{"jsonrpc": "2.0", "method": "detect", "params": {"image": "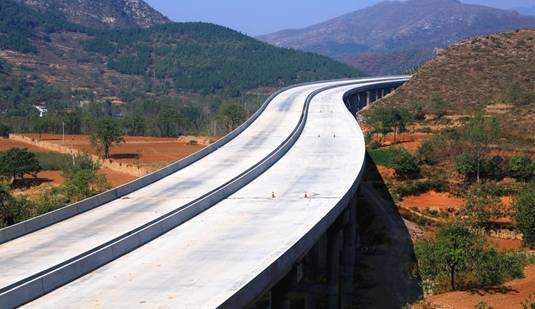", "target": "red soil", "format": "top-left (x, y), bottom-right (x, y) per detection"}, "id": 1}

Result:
top-left (423, 265), bottom-right (535, 309)
top-left (402, 191), bottom-right (465, 210)
top-left (0, 138), bottom-right (49, 152)
top-left (488, 237), bottom-right (523, 252)
top-left (20, 134), bottom-right (207, 169)
top-left (382, 133), bottom-right (431, 153)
